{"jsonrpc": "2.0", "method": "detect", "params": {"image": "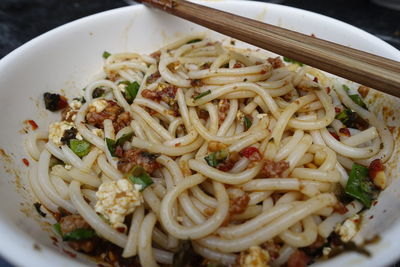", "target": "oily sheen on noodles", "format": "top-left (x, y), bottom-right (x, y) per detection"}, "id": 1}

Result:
top-left (25, 34), bottom-right (393, 267)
